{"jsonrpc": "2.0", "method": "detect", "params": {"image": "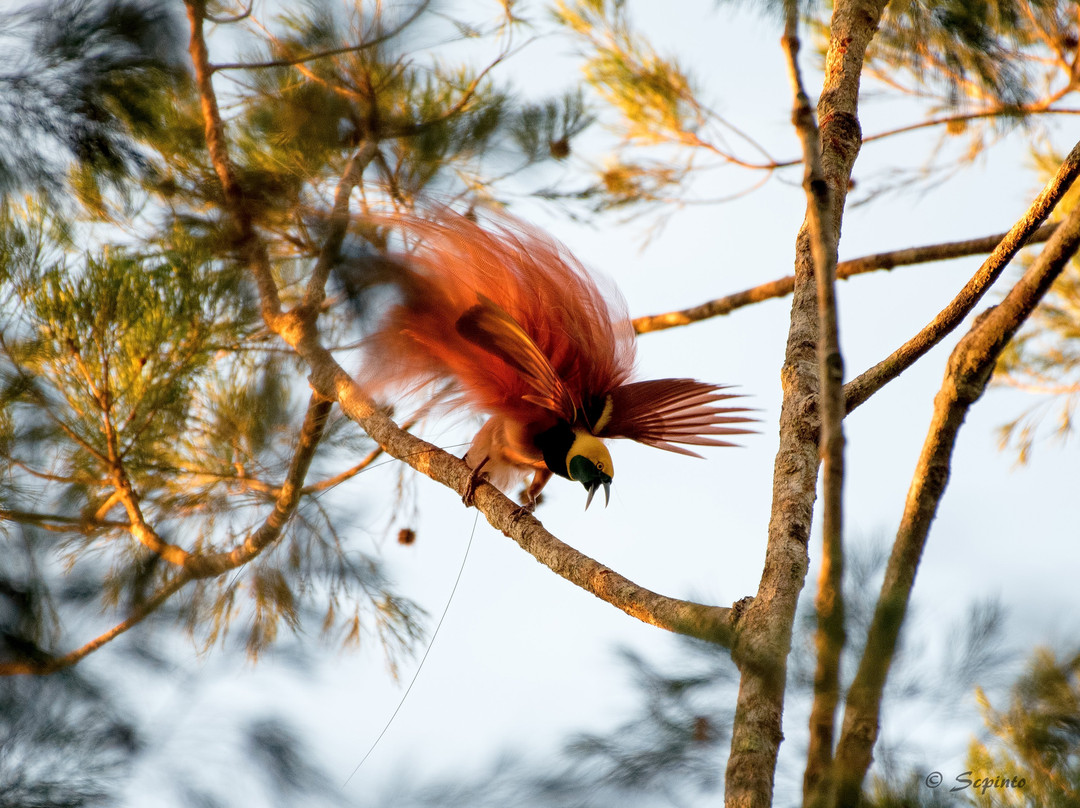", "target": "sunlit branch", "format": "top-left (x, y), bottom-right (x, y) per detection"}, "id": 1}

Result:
top-left (111, 465), bottom-right (192, 567)
top-left (94, 356), bottom-right (191, 567)
top-left (0, 508), bottom-right (129, 534)
top-left (844, 139), bottom-right (1080, 413)
top-left (994, 377), bottom-right (1080, 396)
top-left (862, 105), bottom-right (1080, 146)
top-left (1019, 3), bottom-right (1073, 74)
top-left (680, 129), bottom-right (788, 172)
top-left (270, 299), bottom-right (741, 646)
top-left (66, 345), bottom-right (105, 407)
top-left (0, 572), bottom-right (193, 676)
top-left (162, 411), bottom-right (424, 499)
top-left (701, 104), bottom-right (787, 169)
top-left (832, 164), bottom-right (1080, 807)
top-left (185, 394), bottom-right (333, 576)
top-left (307, 350), bottom-right (741, 647)
top-left (184, 0), bottom-right (740, 651)
top-left (167, 467), bottom-right (278, 496)
top-left (273, 42), bottom-right (369, 104)
top-left (301, 413), bottom-right (422, 495)
top-left (782, 7), bottom-right (846, 807)
top-left (184, 0), bottom-right (284, 326)
top-left (2, 455), bottom-right (85, 485)
top-left (632, 222), bottom-right (1060, 335)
